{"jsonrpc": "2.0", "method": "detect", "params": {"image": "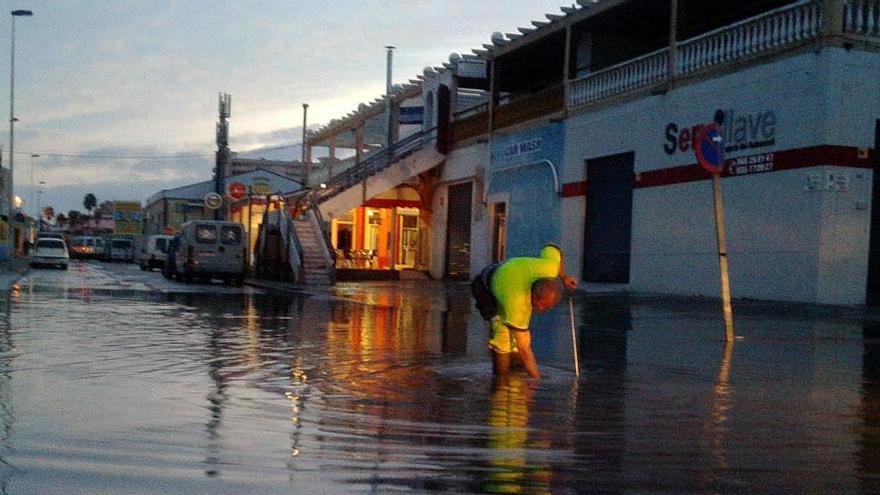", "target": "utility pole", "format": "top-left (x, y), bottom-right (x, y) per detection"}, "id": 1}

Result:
top-left (215, 92), bottom-right (231, 220)
top-left (301, 103), bottom-right (309, 187)
top-left (385, 45), bottom-right (397, 271)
